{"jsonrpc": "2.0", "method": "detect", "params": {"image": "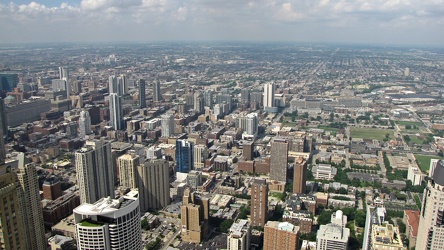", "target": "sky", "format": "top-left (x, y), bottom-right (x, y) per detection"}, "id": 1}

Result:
top-left (1, 0), bottom-right (444, 46)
